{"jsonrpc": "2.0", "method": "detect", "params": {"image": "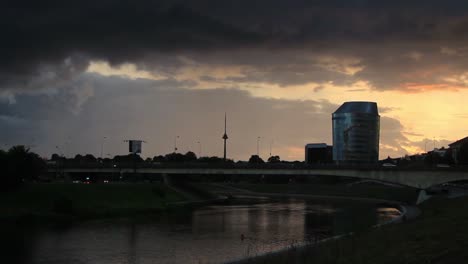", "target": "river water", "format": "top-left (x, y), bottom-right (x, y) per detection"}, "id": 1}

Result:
top-left (2, 199), bottom-right (400, 264)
